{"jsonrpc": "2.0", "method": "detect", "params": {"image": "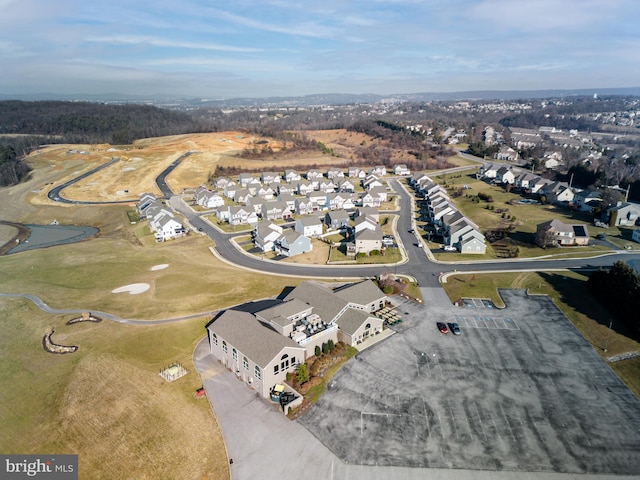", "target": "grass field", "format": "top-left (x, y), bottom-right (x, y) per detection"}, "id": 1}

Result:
top-left (441, 270), bottom-right (640, 398)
